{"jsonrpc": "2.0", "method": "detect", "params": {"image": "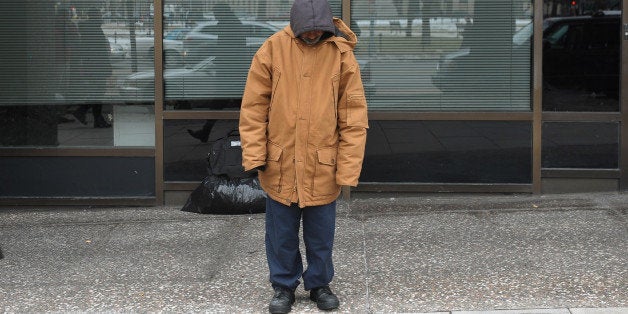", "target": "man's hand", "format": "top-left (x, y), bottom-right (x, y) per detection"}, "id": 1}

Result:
top-left (341, 185), bottom-right (351, 200)
top-left (246, 165), bottom-right (265, 174)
